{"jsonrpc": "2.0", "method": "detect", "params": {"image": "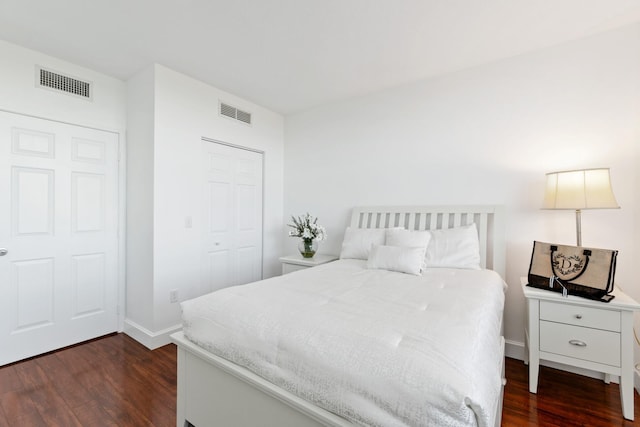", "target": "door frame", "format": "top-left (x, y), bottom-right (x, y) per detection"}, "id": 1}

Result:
top-left (201, 137), bottom-right (265, 281)
top-left (0, 108), bottom-right (126, 332)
